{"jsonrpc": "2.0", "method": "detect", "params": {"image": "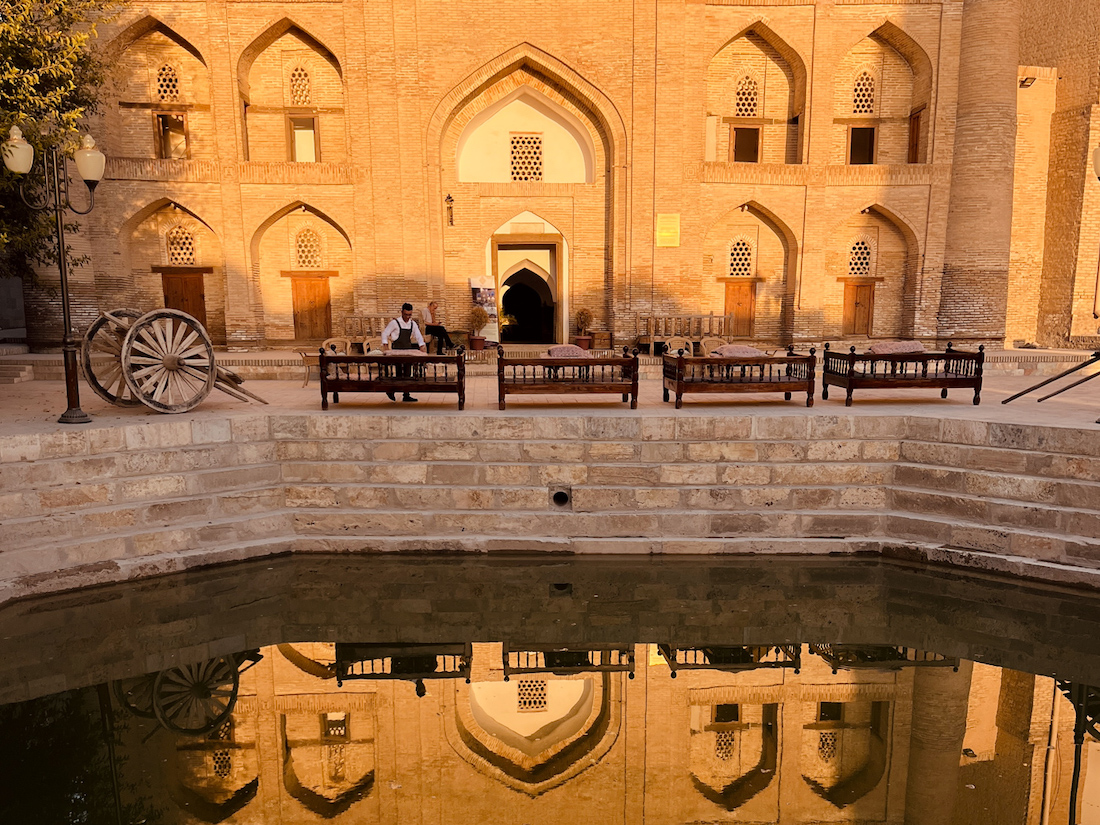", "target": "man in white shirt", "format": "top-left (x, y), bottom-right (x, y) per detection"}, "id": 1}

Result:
top-left (381, 302), bottom-right (426, 402)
